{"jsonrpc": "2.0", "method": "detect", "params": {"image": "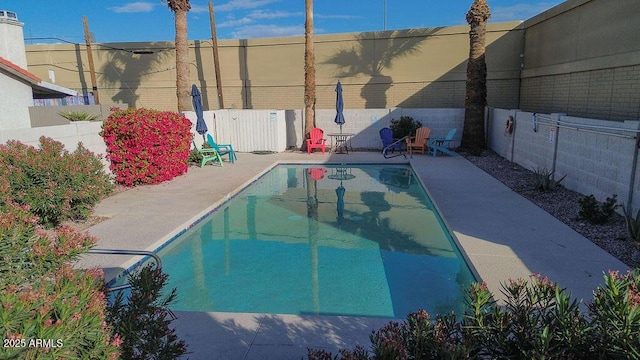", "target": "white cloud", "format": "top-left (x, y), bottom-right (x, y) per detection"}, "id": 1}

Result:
top-left (190, 4), bottom-right (210, 14)
top-left (215, 0), bottom-right (280, 12)
top-left (218, 17), bottom-right (255, 28)
top-left (316, 14), bottom-right (360, 20)
top-left (218, 9), bottom-right (301, 28)
top-left (232, 24), bottom-right (302, 39)
top-left (490, 2), bottom-right (562, 22)
top-left (248, 9), bottom-right (302, 20)
top-left (109, 2), bottom-right (156, 13)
